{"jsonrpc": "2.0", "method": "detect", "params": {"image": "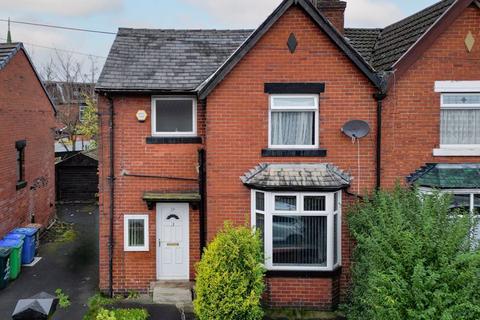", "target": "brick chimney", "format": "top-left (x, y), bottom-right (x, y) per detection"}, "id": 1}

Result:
top-left (311, 0), bottom-right (347, 34)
